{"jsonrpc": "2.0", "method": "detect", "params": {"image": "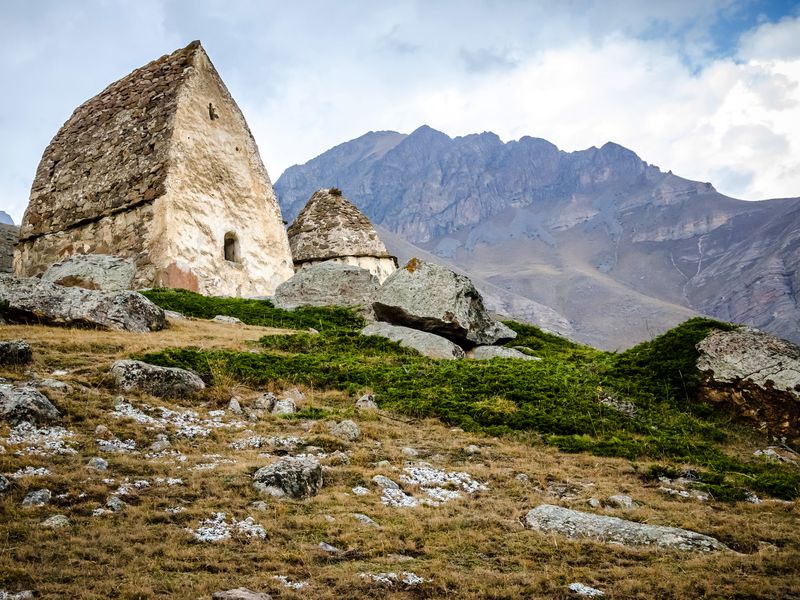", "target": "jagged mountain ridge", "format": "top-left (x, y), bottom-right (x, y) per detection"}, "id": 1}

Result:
top-left (275, 126), bottom-right (800, 348)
